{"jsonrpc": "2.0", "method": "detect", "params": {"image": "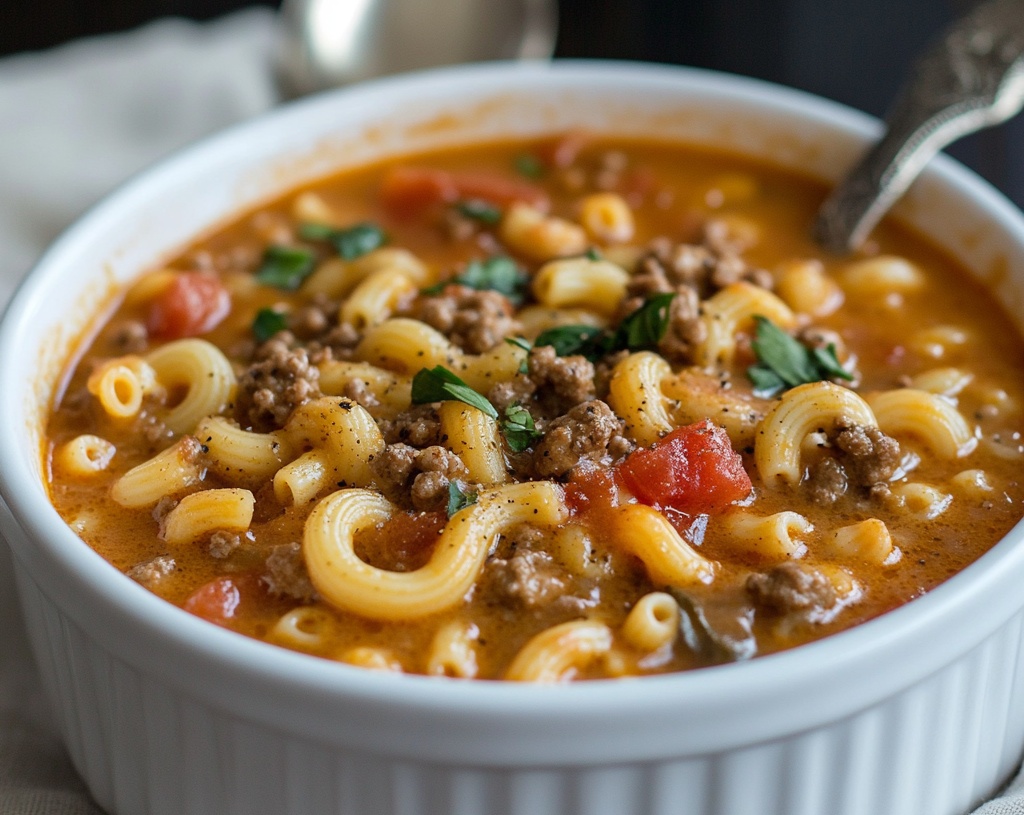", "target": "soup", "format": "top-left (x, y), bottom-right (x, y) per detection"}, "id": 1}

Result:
top-left (45, 135), bottom-right (1024, 681)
